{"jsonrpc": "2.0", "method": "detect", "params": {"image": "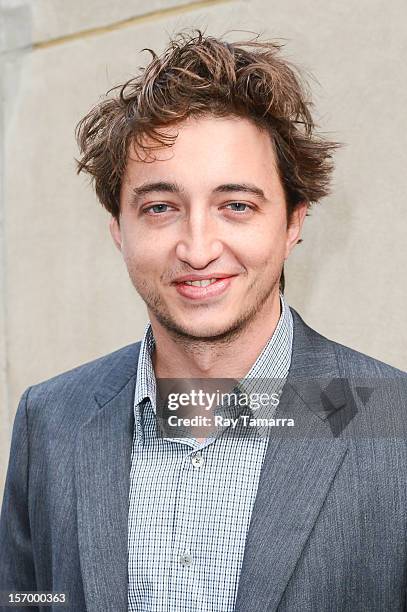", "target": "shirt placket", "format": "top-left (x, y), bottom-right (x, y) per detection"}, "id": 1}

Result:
top-left (167, 438), bottom-right (212, 611)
